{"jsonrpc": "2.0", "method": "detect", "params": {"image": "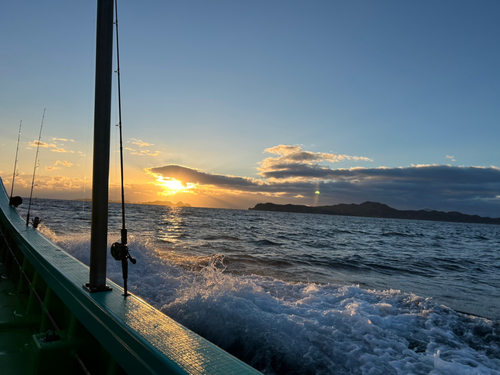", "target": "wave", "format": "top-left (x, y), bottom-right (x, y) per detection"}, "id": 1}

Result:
top-left (202, 235), bottom-right (241, 241)
top-left (41, 229), bottom-right (500, 375)
top-left (381, 231), bottom-right (424, 238)
top-left (254, 239), bottom-right (282, 246)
